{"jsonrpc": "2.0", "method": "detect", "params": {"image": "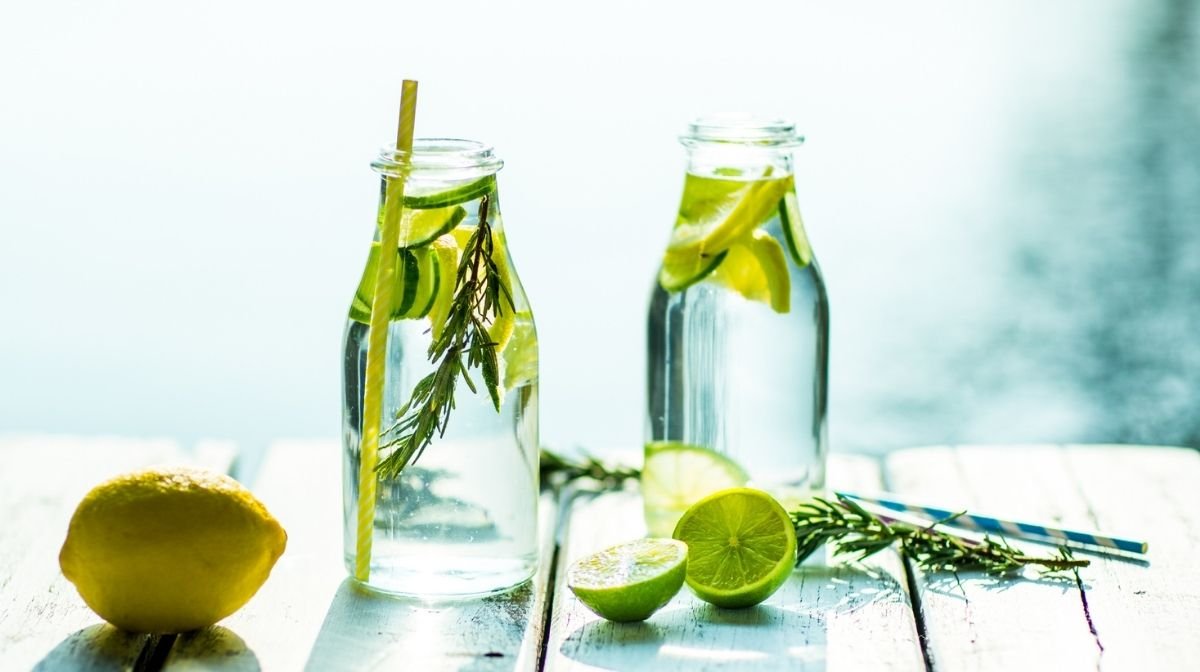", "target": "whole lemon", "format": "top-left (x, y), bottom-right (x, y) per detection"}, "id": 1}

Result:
top-left (59, 467), bottom-right (287, 634)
